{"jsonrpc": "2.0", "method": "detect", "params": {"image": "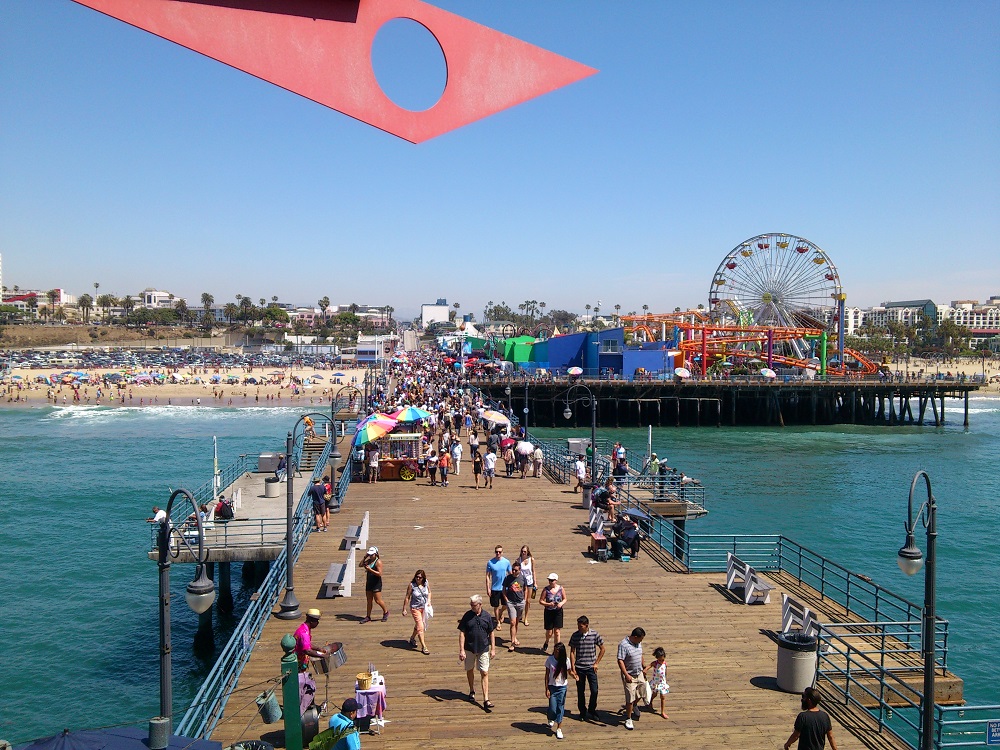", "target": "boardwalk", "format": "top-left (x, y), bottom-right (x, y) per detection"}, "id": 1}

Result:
top-left (210, 465), bottom-right (906, 749)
